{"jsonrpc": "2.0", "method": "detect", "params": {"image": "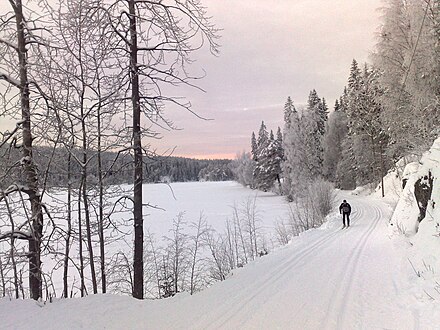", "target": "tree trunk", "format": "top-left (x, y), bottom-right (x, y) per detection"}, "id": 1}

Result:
top-left (78, 188), bottom-right (85, 297)
top-left (129, 0), bottom-right (144, 299)
top-left (5, 197), bottom-right (19, 299)
top-left (72, 0), bottom-right (98, 294)
top-left (63, 149), bottom-right (72, 298)
top-left (14, 0), bottom-right (43, 301)
top-left (0, 257), bottom-right (5, 297)
top-left (379, 143), bottom-right (385, 198)
top-left (97, 102), bottom-right (106, 293)
top-left (81, 157), bottom-right (97, 294)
